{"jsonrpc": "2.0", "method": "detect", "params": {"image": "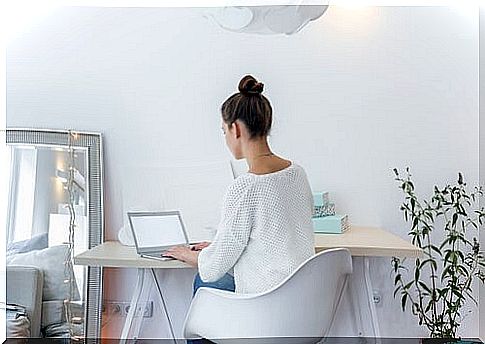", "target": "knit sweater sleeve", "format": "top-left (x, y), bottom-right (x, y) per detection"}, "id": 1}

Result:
top-left (198, 179), bottom-right (253, 283)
